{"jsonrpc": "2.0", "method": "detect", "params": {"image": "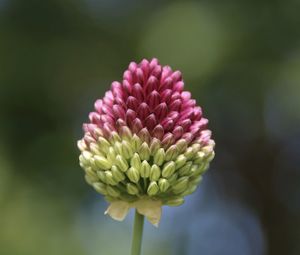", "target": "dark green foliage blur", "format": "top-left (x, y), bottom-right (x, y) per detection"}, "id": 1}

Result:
top-left (0, 0), bottom-right (299, 255)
